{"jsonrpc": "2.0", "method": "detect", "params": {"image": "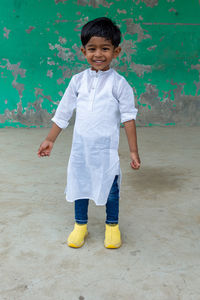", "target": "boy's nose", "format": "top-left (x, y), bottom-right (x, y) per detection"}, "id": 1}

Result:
top-left (94, 49), bottom-right (102, 57)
